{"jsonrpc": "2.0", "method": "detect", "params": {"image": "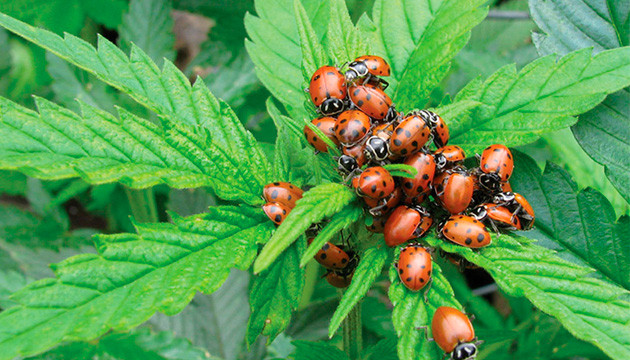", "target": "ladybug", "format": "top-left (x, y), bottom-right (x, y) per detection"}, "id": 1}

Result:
top-left (363, 186), bottom-right (403, 216)
top-left (431, 306), bottom-right (481, 360)
top-left (372, 121), bottom-right (395, 138)
top-left (262, 202), bottom-right (292, 225)
top-left (342, 140), bottom-right (368, 168)
top-left (493, 192), bottom-right (535, 230)
top-left (366, 214), bottom-right (388, 233)
top-left (348, 83), bottom-right (392, 120)
top-left (337, 154), bottom-right (360, 176)
top-left (384, 205), bottom-right (433, 247)
top-left (308, 238), bottom-right (350, 270)
top-left (262, 182), bottom-right (304, 208)
top-left (434, 145), bottom-right (466, 170)
top-left (304, 117), bottom-right (340, 153)
top-left (308, 66), bottom-right (347, 116)
top-left (395, 243), bottom-right (432, 292)
top-left (439, 215), bottom-right (491, 248)
top-left (334, 110), bottom-right (371, 146)
top-left (345, 55), bottom-right (391, 83)
top-left (501, 181), bottom-right (512, 193)
top-left (389, 114), bottom-right (431, 157)
top-left (401, 152), bottom-right (436, 199)
top-left (326, 270), bottom-right (354, 288)
top-left (354, 166), bottom-right (395, 200)
top-left (470, 203), bottom-right (521, 232)
top-left (364, 136), bottom-right (390, 162)
top-left (434, 171), bottom-right (474, 214)
top-left (403, 191), bottom-right (428, 206)
top-left (441, 250), bottom-right (479, 271)
top-left (419, 110), bottom-right (450, 148)
top-left (478, 144), bottom-right (513, 192)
